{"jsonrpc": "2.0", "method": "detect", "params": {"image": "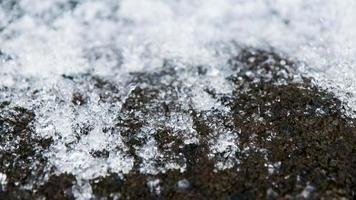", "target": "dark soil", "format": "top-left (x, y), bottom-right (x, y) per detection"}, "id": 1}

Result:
top-left (1, 49), bottom-right (356, 199)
